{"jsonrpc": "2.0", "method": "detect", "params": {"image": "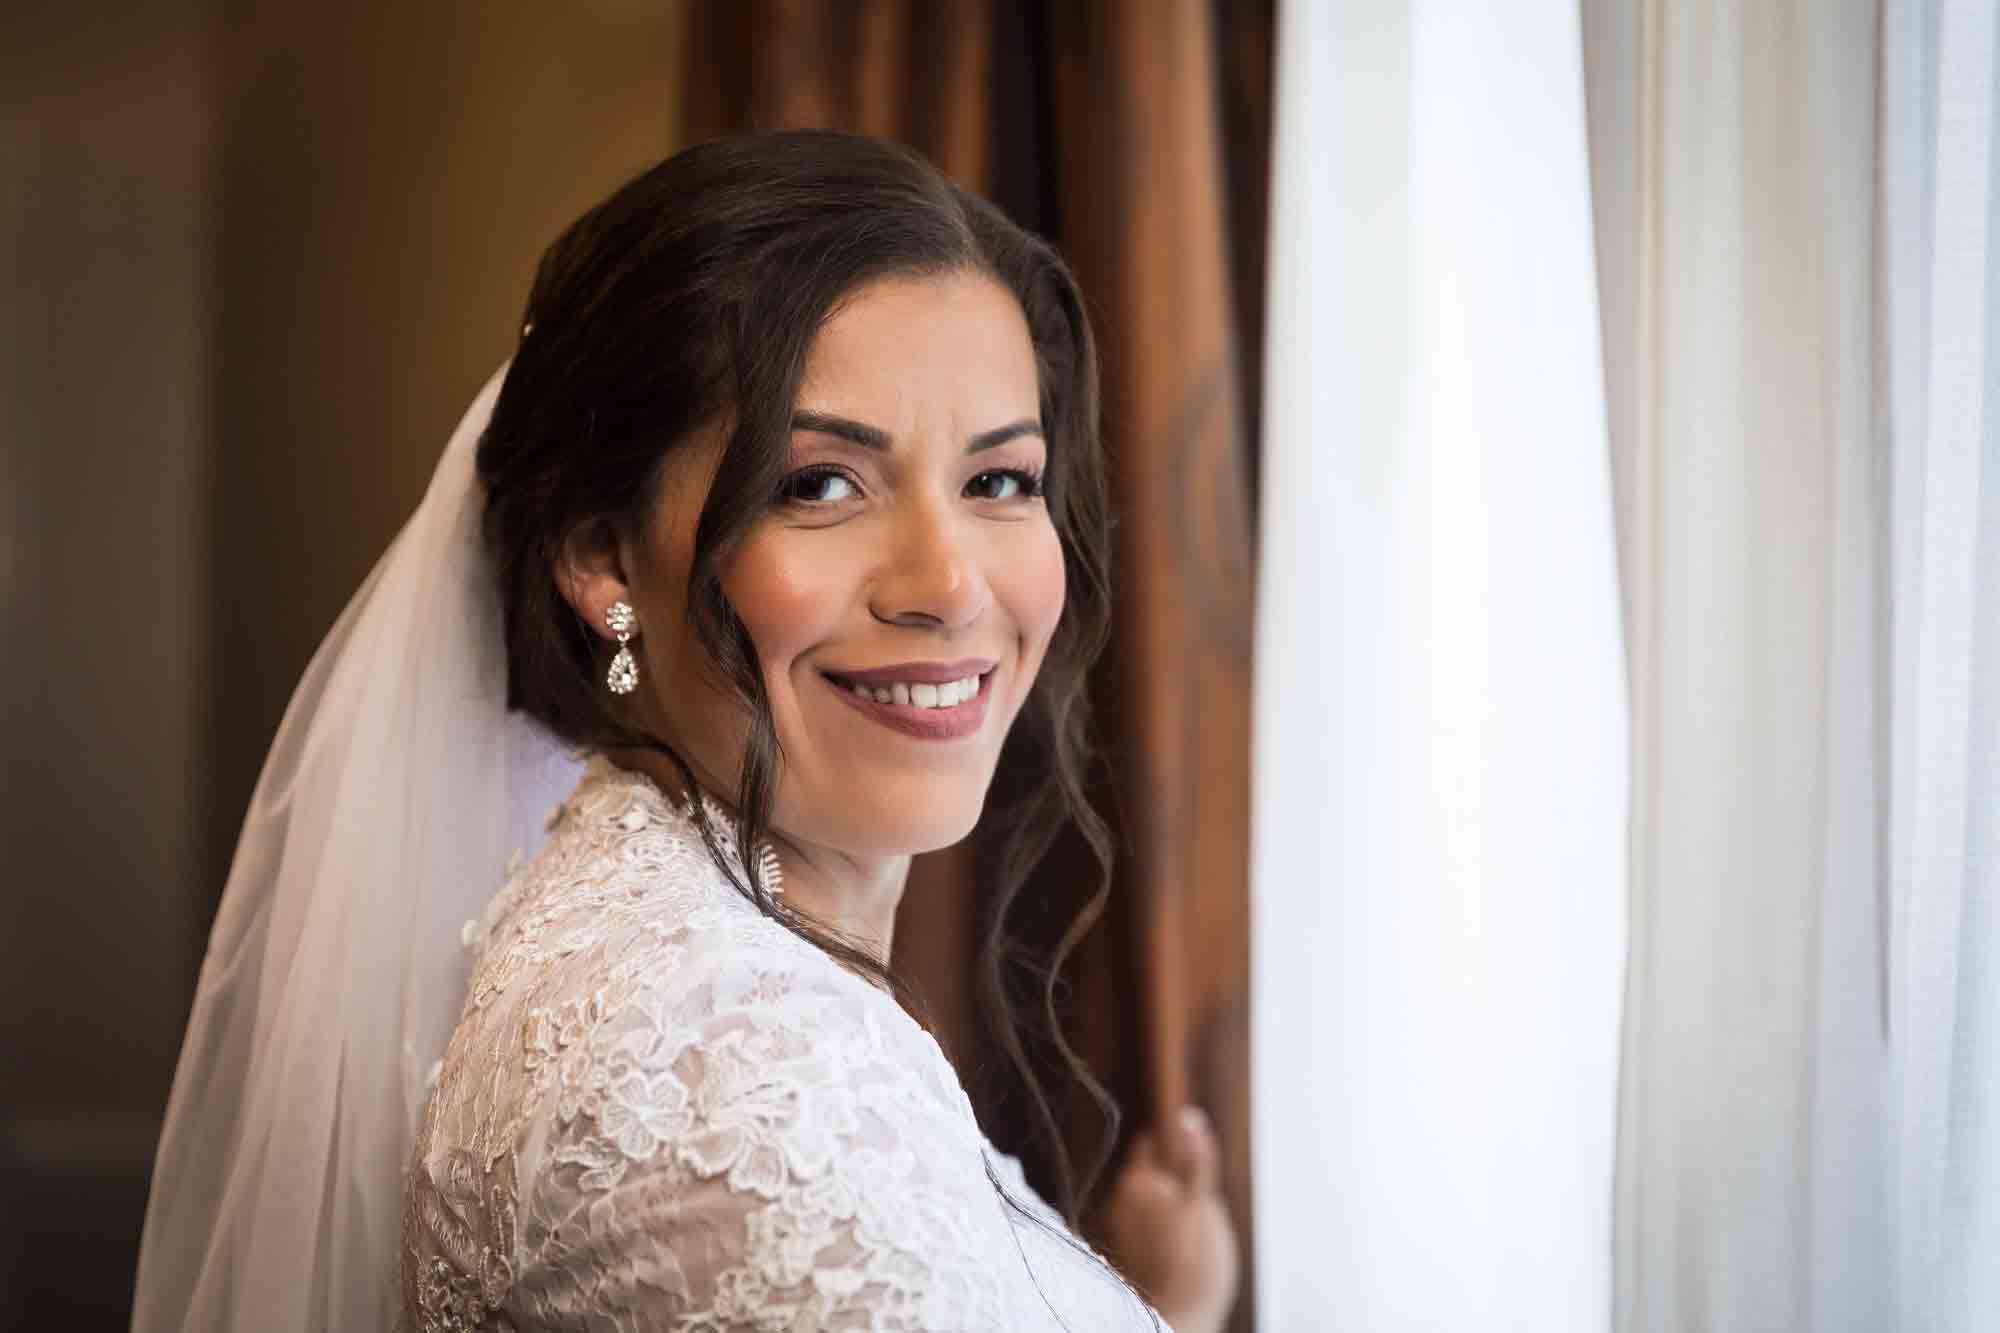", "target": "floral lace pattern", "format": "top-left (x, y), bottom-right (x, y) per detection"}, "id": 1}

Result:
top-left (402, 756), bottom-right (1159, 1331)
